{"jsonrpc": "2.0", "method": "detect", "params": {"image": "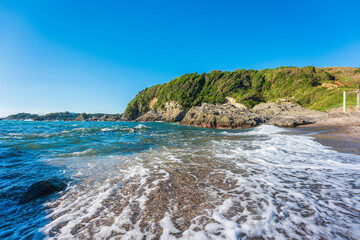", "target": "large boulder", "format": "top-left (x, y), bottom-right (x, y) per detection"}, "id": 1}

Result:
top-left (19, 178), bottom-right (68, 204)
top-left (180, 103), bottom-right (262, 129)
